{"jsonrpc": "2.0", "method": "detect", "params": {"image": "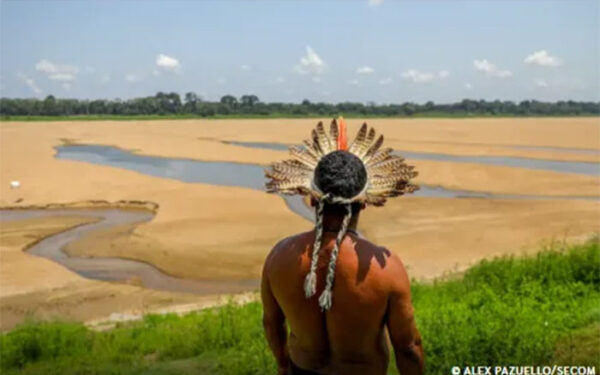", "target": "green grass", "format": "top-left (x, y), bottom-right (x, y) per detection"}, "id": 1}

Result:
top-left (2, 113), bottom-right (600, 122)
top-left (1, 239), bottom-right (598, 374)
